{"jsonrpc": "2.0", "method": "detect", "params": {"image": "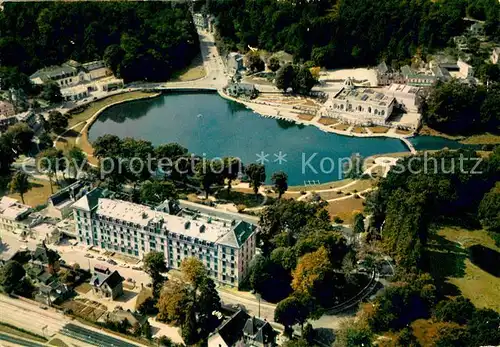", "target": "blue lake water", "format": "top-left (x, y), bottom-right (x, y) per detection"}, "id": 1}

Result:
top-left (88, 92), bottom-right (464, 185)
